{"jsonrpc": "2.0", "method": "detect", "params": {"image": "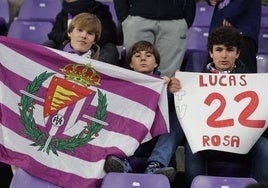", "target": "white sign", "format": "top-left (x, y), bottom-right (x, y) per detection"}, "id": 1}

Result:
top-left (175, 71), bottom-right (267, 154)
